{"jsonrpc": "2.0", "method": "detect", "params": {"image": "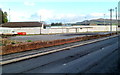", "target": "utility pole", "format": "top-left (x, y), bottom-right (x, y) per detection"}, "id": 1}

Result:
top-left (40, 15), bottom-right (41, 22)
top-left (109, 9), bottom-right (114, 35)
top-left (115, 7), bottom-right (118, 34)
top-left (85, 17), bottom-right (88, 32)
top-left (118, 1), bottom-right (120, 29)
top-left (104, 14), bottom-right (106, 25)
top-left (9, 8), bottom-right (10, 22)
top-left (85, 17), bottom-right (87, 25)
top-left (40, 15), bottom-right (41, 34)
